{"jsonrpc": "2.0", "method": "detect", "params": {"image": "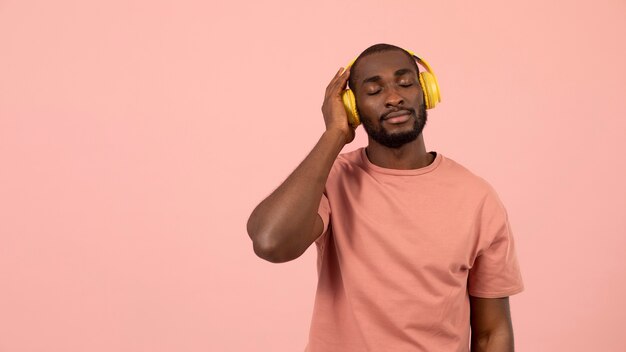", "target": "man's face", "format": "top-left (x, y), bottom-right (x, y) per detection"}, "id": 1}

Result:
top-left (352, 50), bottom-right (428, 149)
